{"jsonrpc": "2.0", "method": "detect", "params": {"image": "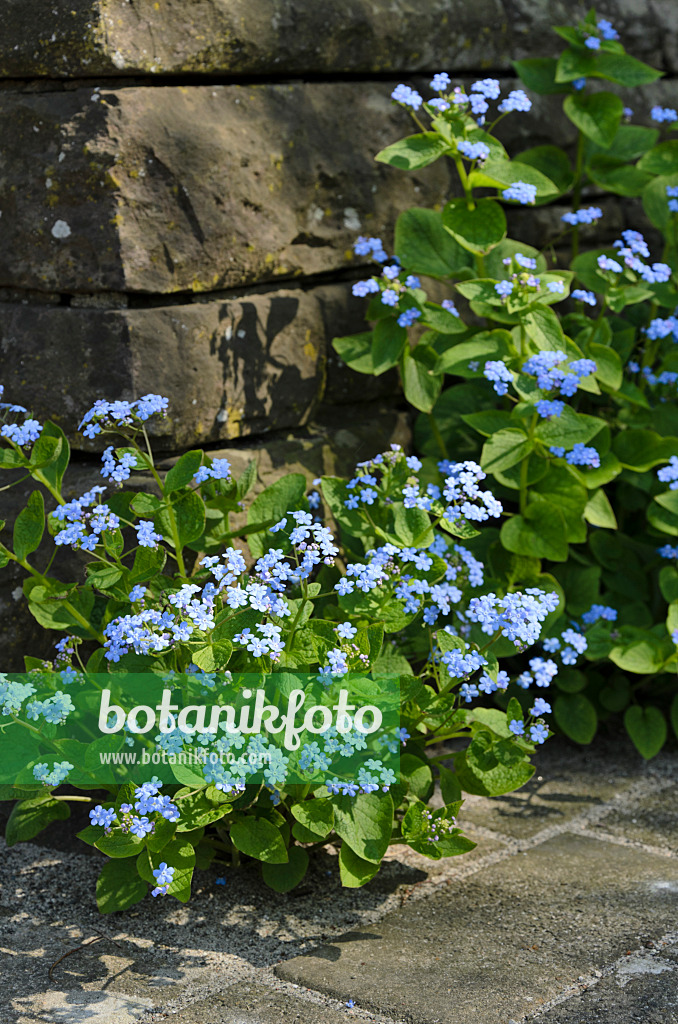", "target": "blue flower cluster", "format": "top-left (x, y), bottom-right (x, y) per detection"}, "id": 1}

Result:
top-left (550, 443), bottom-right (601, 468)
top-left (658, 456), bottom-right (678, 491)
top-left (522, 351), bottom-right (597, 402)
top-left (598, 231), bottom-right (672, 284)
top-left (561, 206), bottom-right (603, 226)
top-left (651, 106), bottom-right (678, 124)
top-left (502, 182), bottom-right (537, 205)
top-left (51, 486), bottom-right (120, 551)
top-left (391, 75), bottom-right (530, 127)
top-left (79, 394), bottom-right (169, 439)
